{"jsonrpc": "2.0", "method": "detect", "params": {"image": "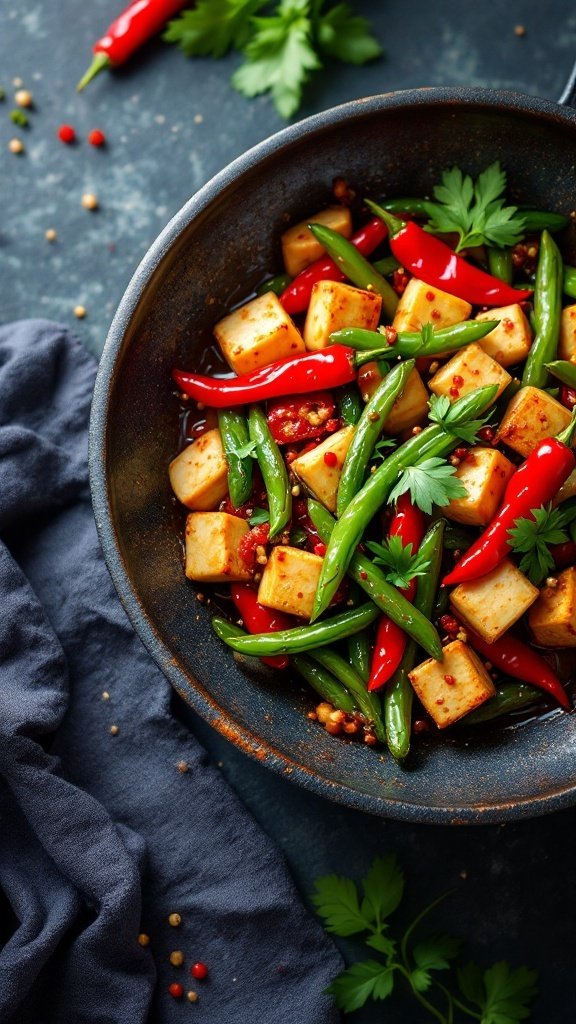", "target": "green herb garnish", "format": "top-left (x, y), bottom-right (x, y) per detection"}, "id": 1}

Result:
top-left (425, 162), bottom-right (526, 252)
top-left (388, 457), bottom-right (468, 515)
top-left (508, 503), bottom-right (576, 584)
top-left (365, 535), bottom-right (430, 590)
